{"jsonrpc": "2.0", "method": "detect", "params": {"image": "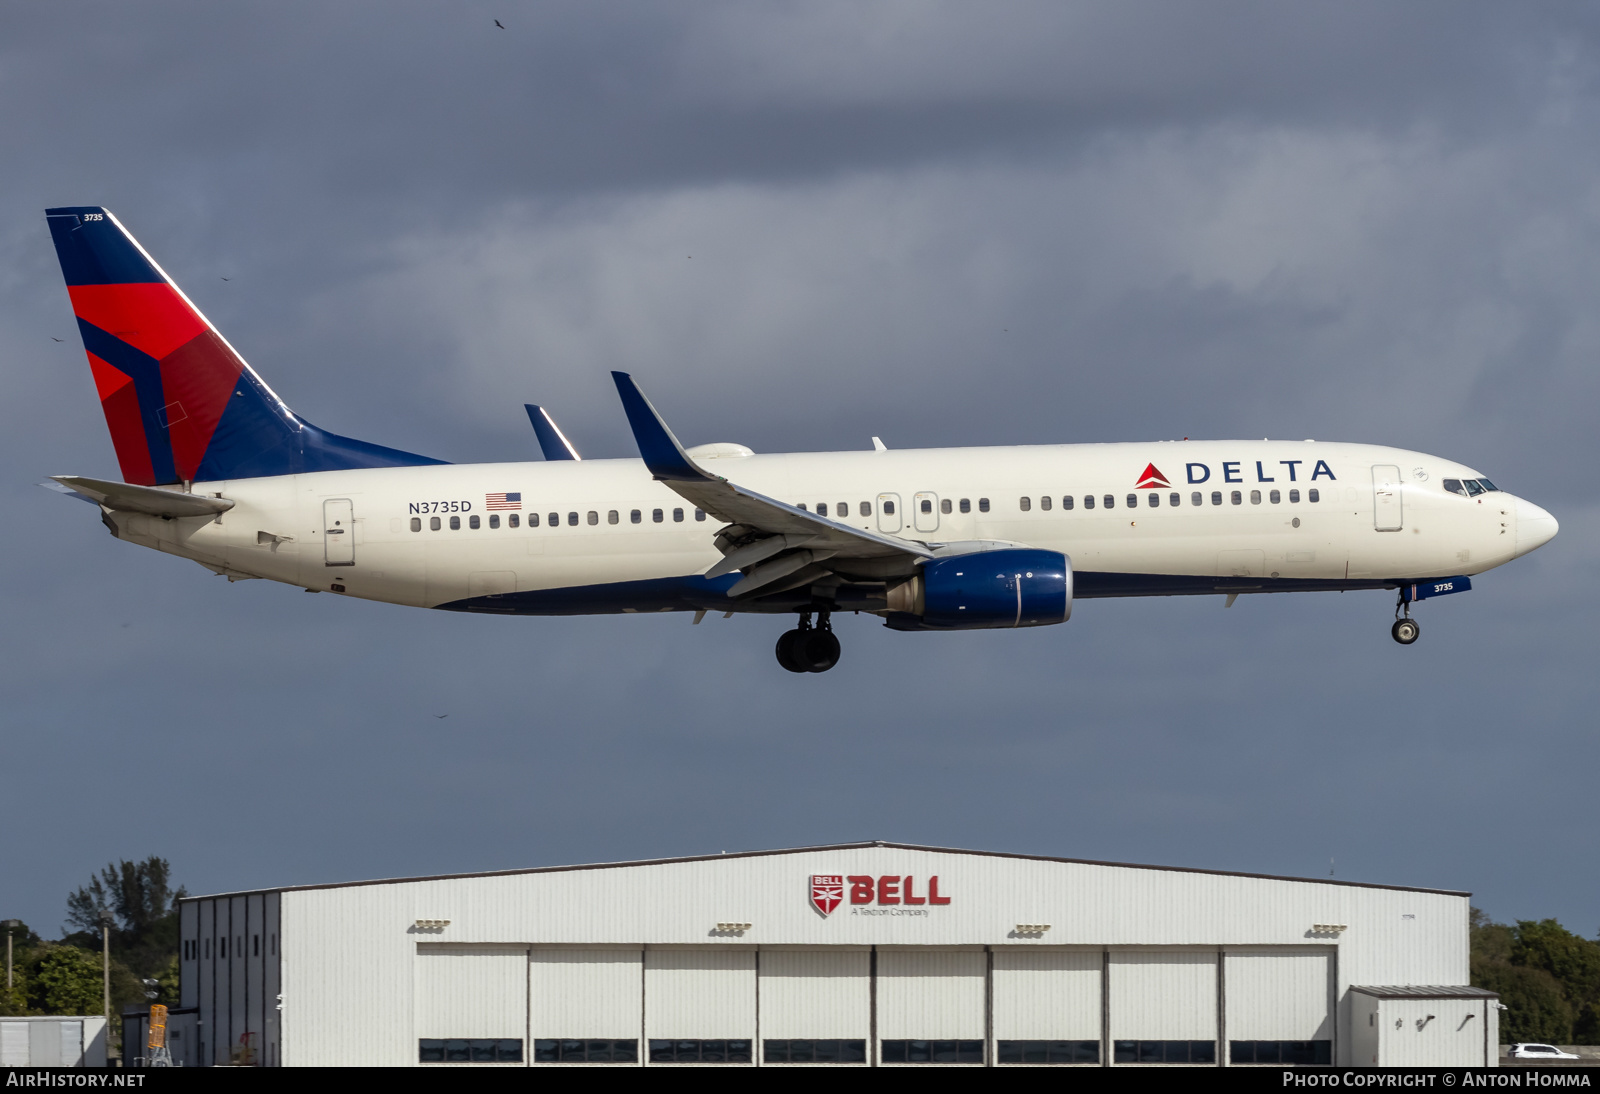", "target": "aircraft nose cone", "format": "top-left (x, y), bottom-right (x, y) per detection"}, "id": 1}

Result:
top-left (1515, 498), bottom-right (1559, 558)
